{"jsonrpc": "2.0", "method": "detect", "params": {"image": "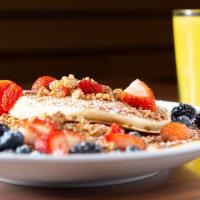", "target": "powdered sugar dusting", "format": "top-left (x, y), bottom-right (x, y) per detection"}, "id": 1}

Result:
top-left (10, 93), bottom-right (168, 122)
